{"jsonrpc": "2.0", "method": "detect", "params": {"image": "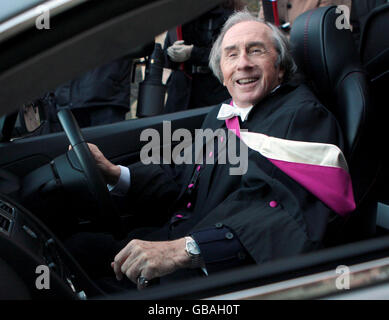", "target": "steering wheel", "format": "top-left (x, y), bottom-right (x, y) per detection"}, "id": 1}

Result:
top-left (57, 108), bottom-right (124, 239)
